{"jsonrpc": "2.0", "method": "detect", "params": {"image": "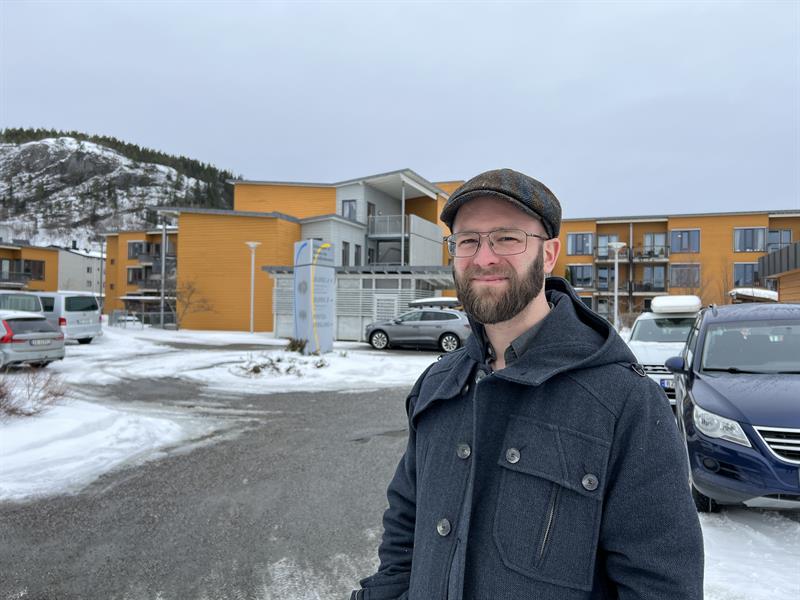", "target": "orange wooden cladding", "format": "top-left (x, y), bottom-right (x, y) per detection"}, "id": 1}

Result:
top-left (176, 213), bottom-right (300, 332)
top-left (233, 184), bottom-right (336, 218)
